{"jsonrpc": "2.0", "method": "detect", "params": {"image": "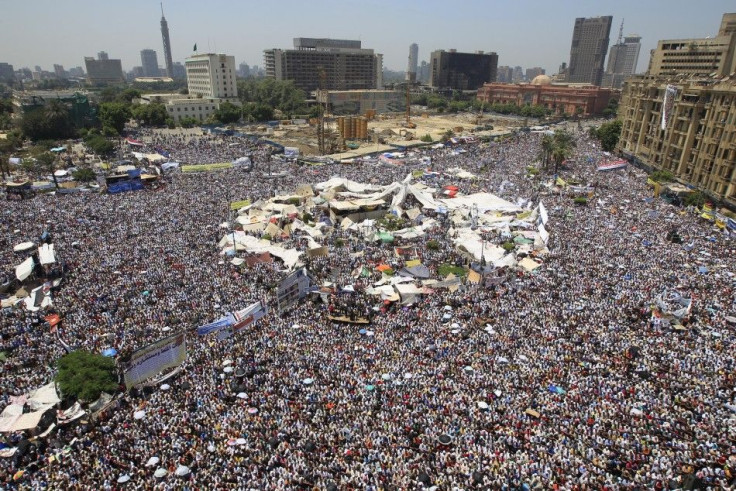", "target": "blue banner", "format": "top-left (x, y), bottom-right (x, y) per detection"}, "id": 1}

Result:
top-left (197, 314), bottom-right (235, 336)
